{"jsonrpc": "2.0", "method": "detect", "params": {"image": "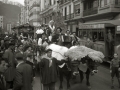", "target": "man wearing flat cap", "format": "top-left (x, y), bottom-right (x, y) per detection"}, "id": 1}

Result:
top-left (3, 42), bottom-right (16, 89)
top-left (39, 49), bottom-right (67, 90)
top-left (13, 53), bottom-right (33, 90)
